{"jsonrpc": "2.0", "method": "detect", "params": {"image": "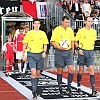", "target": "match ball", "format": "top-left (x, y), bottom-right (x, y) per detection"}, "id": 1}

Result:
top-left (60, 40), bottom-right (70, 48)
